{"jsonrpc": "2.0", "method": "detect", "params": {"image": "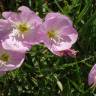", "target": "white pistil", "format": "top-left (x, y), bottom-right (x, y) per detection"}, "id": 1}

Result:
top-left (0, 60), bottom-right (6, 67)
